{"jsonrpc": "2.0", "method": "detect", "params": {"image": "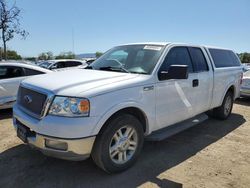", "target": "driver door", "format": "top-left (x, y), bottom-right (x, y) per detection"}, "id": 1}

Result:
top-left (155, 46), bottom-right (198, 130)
